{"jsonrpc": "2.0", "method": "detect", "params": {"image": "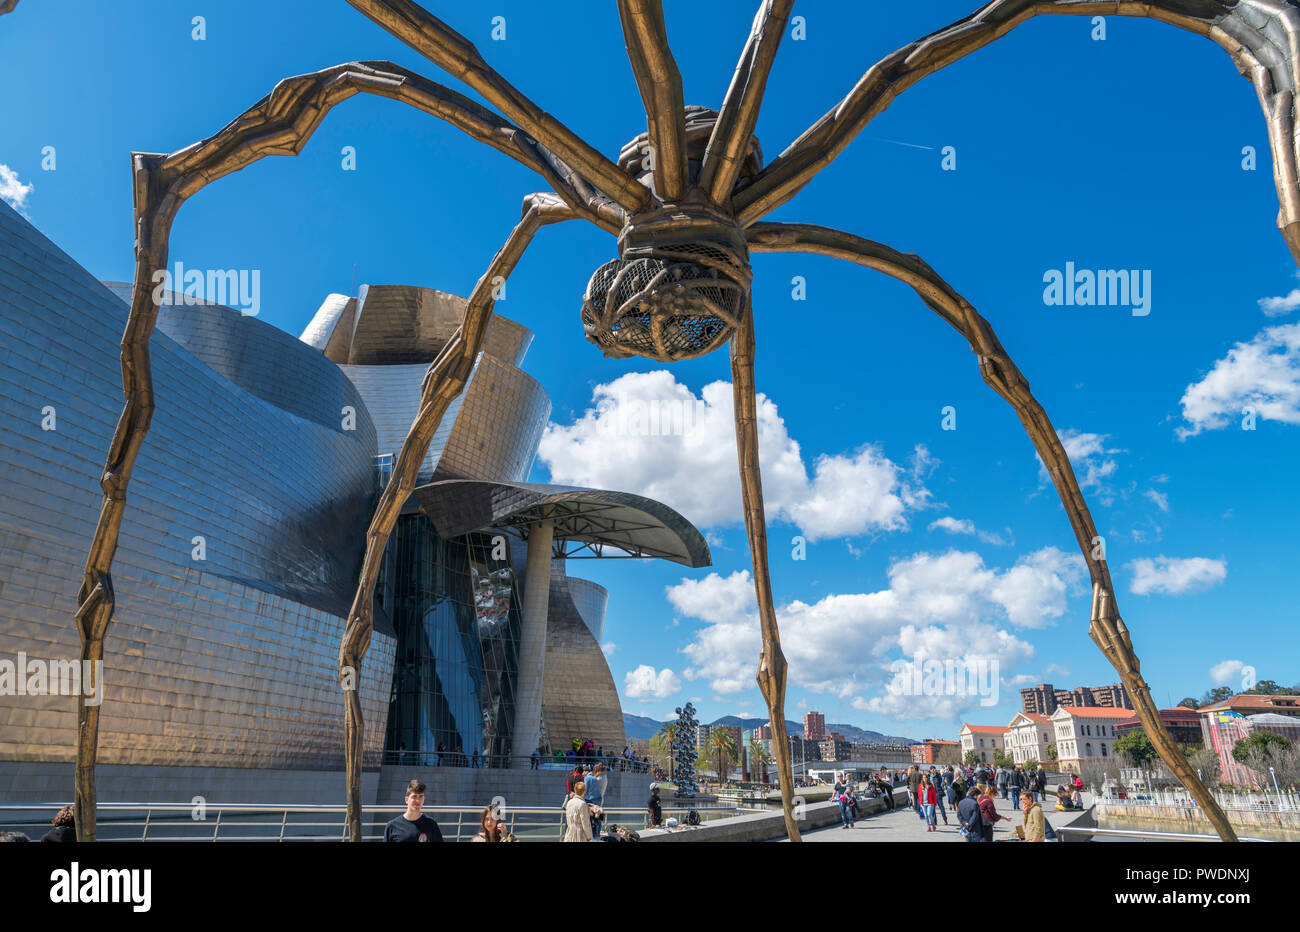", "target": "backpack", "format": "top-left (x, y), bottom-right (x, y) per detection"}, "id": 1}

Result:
top-left (684, 809), bottom-right (701, 827)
